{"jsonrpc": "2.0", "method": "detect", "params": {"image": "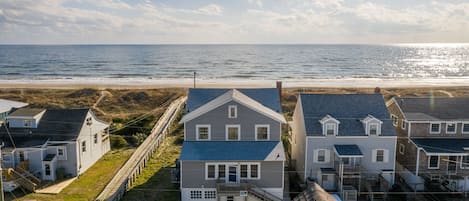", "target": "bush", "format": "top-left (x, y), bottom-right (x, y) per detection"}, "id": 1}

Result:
top-left (56, 168), bottom-right (66, 180)
top-left (110, 135), bottom-right (128, 149)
